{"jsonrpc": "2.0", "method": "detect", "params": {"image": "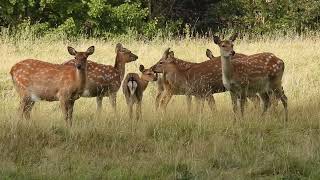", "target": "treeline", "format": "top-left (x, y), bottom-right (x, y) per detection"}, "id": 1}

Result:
top-left (1, 0), bottom-right (320, 39)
